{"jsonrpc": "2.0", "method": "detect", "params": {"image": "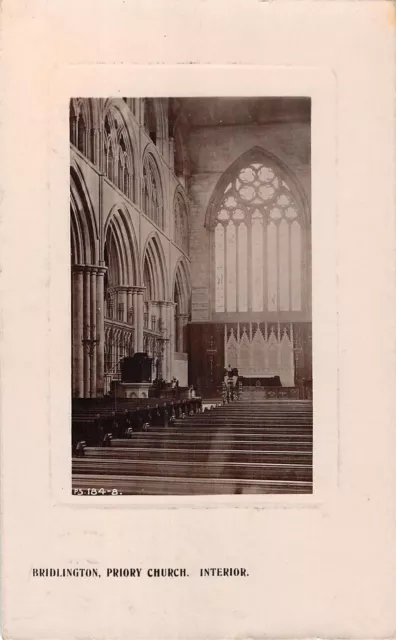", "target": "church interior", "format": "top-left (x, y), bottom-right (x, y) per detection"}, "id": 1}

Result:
top-left (71, 97), bottom-right (313, 495)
